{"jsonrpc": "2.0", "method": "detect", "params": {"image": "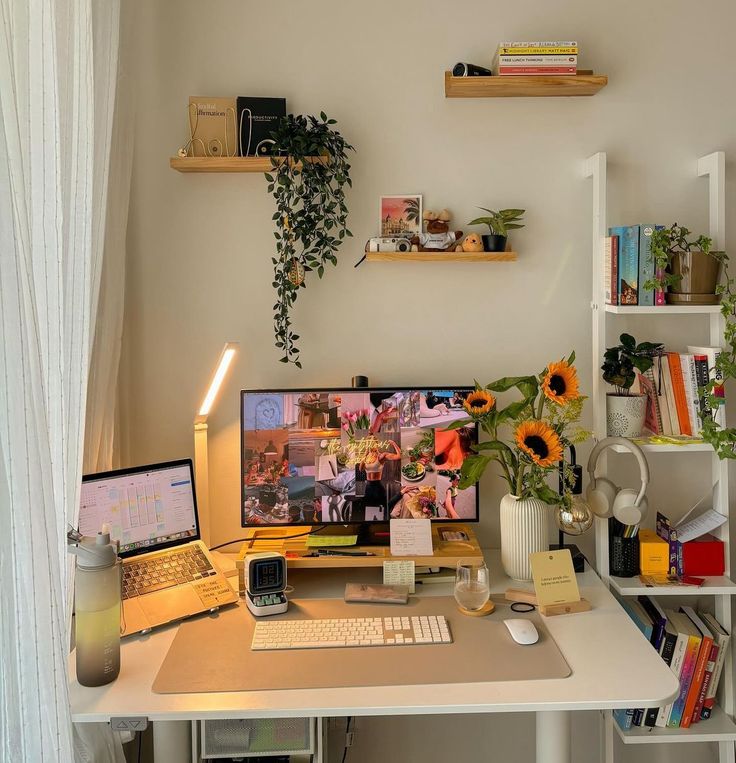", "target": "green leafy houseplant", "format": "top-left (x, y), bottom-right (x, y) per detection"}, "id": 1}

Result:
top-left (266, 113), bottom-right (354, 367)
top-left (468, 207), bottom-right (525, 236)
top-left (644, 223), bottom-right (723, 293)
top-left (601, 333), bottom-right (660, 395)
